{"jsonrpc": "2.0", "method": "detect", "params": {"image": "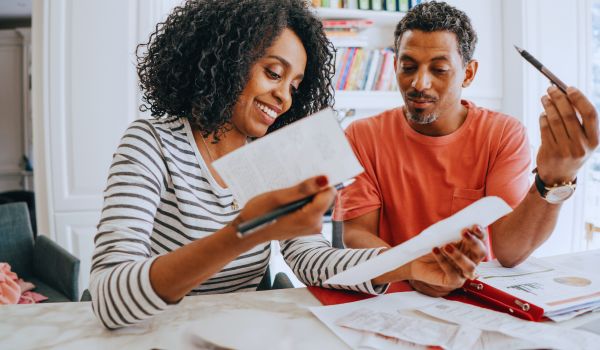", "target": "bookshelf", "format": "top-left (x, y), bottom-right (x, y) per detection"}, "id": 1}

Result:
top-left (314, 7), bottom-right (404, 112)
